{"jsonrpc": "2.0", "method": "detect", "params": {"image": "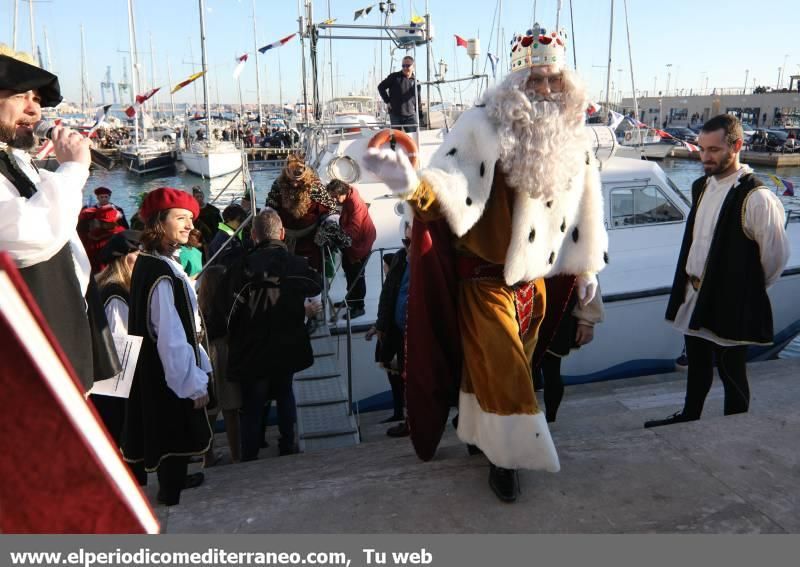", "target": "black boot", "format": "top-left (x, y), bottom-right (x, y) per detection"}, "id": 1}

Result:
top-left (488, 464), bottom-right (519, 503)
top-left (643, 410), bottom-right (699, 429)
top-left (466, 444), bottom-right (483, 456)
